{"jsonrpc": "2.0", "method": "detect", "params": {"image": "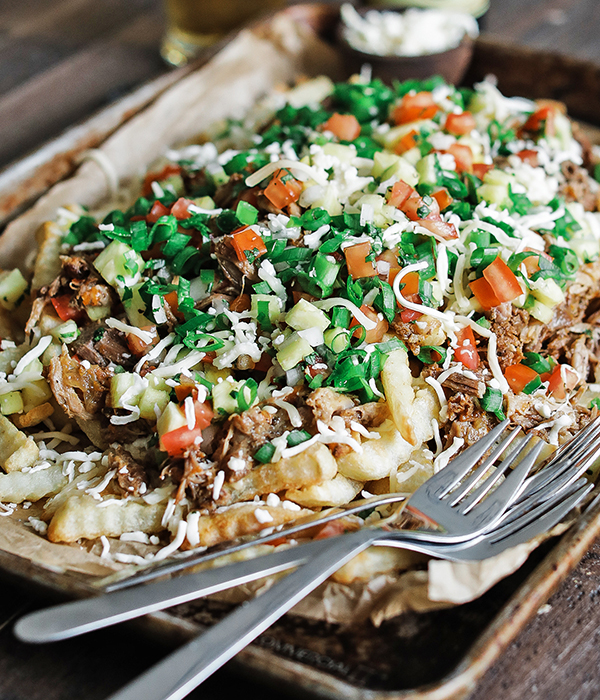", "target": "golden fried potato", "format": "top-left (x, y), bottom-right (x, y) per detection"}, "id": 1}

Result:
top-left (32, 221), bottom-right (63, 294)
top-left (331, 547), bottom-right (430, 584)
top-left (336, 419), bottom-right (413, 481)
top-left (222, 443), bottom-right (337, 505)
top-left (0, 463), bottom-right (68, 503)
top-left (47, 495), bottom-right (167, 542)
top-left (0, 414), bottom-right (39, 472)
top-left (285, 473), bottom-right (363, 507)
top-left (190, 502), bottom-right (313, 548)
